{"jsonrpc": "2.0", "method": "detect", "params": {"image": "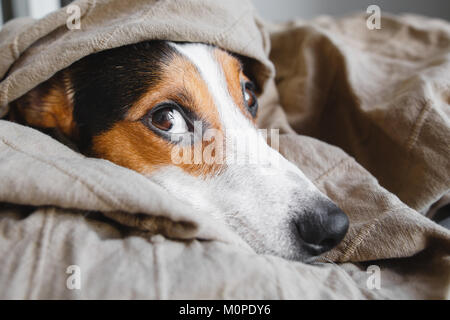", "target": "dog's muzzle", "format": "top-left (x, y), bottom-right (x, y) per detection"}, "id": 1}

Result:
top-left (293, 200), bottom-right (349, 257)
